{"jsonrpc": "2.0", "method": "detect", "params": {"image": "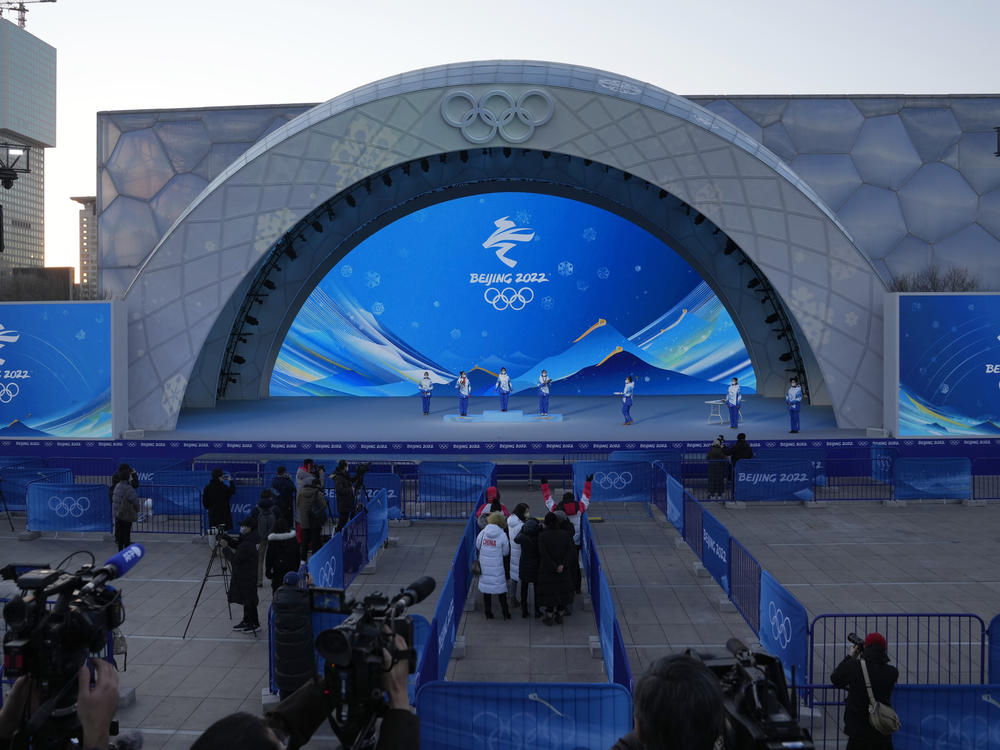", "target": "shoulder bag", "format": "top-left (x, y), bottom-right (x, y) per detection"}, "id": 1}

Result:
top-left (860, 658), bottom-right (901, 735)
